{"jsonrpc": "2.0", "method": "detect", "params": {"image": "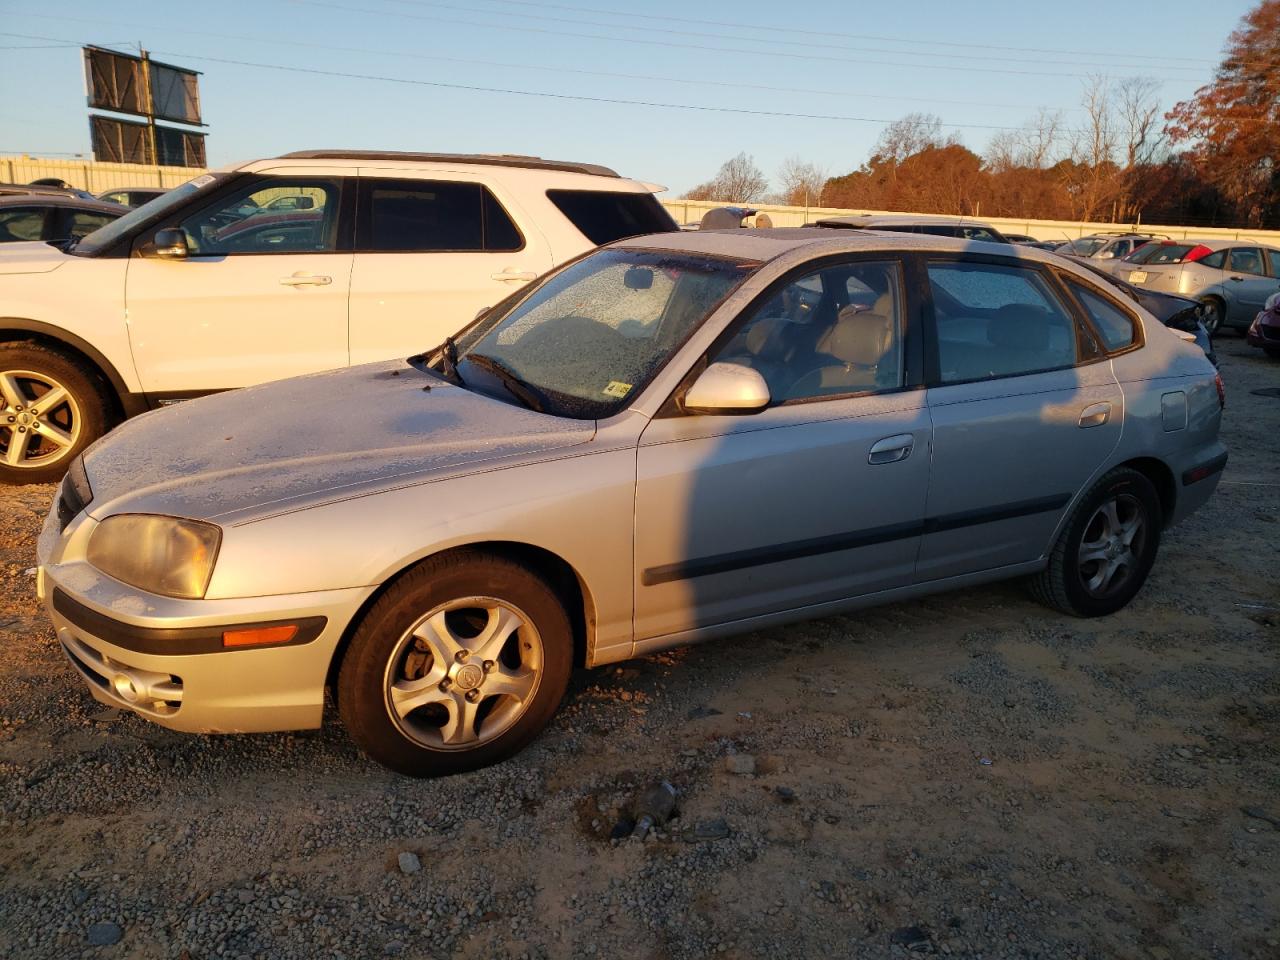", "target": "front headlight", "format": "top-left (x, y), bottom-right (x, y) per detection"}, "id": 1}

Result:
top-left (86, 514), bottom-right (222, 599)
